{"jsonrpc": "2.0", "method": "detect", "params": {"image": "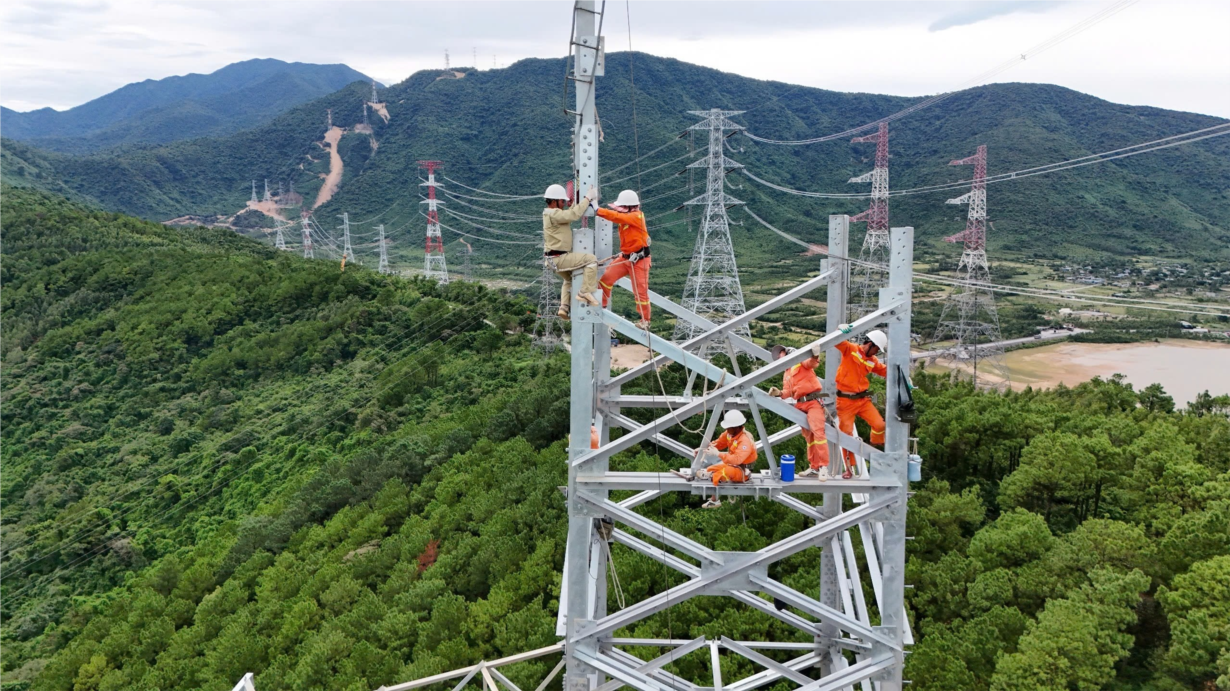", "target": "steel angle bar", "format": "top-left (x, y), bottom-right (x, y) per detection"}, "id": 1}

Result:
top-left (841, 532), bottom-right (873, 628)
top-left (574, 496), bottom-right (896, 642)
top-left (710, 640), bottom-right (725, 691)
top-left (606, 269), bottom-right (836, 389)
top-left (795, 656), bottom-right (896, 691)
top-left (720, 637), bottom-right (813, 686)
top-left (606, 647), bottom-right (700, 691)
top-left (231, 674), bottom-right (256, 691)
top-left (609, 395), bottom-right (747, 409)
top-left (618, 490), bottom-right (662, 509)
top-left (759, 425), bottom-right (803, 450)
top-left (575, 305), bottom-right (903, 468)
top-left (773, 494), bottom-right (823, 521)
top-left (380, 646), bottom-right (563, 691)
top-left (722, 338), bottom-right (778, 473)
top-left (724, 652), bottom-right (821, 691)
top-left (617, 279), bottom-right (772, 361)
top-left (481, 667), bottom-right (500, 691)
top-left (747, 389), bottom-right (809, 427)
top-left (829, 537), bottom-right (858, 626)
top-left (748, 574), bottom-right (894, 650)
top-left (822, 425), bottom-right (879, 462)
top-left (533, 659), bottom-right (566, 691)
top-left (600, 310), bottom-right (730, 384)
top-left (857, 523), bottom-right (914, 646)
top-left (608, 412), bottom-right (695, 459)
top-left (607, 639), bottom-right (813, 651)
top-left (581, 495), bottom-right (724, 565)
top-left (612, 528), bottom-right (701, 577)
top-left (572, 650), bottom-right (674, 691)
